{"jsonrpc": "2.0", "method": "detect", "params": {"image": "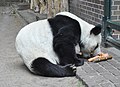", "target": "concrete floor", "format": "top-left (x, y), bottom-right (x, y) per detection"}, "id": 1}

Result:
top-left (0, 6), bottom-right (84, 87)
top-left (1, 5), bottom-right (120, 87)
